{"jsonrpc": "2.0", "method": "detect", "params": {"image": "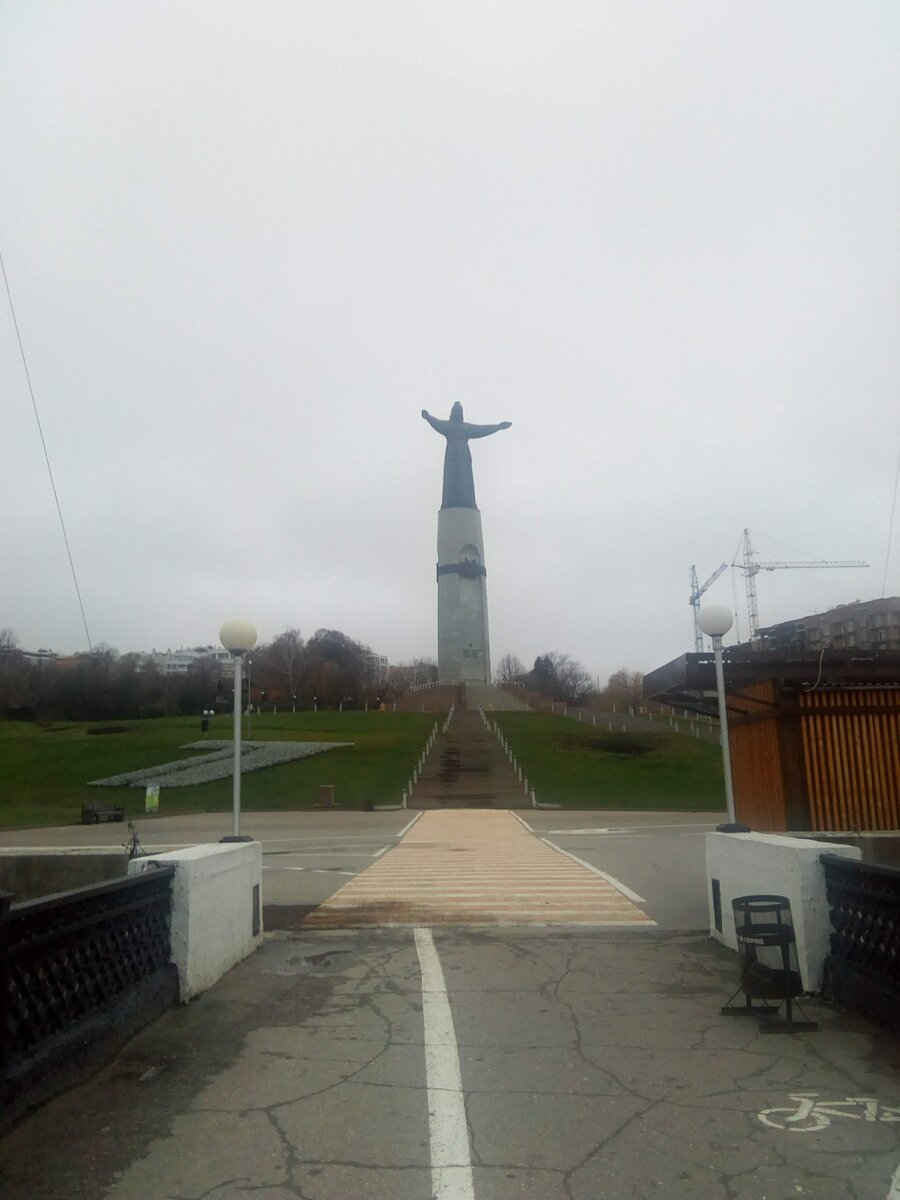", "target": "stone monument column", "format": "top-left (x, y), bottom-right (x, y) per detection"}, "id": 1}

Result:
top-left (422, 404), bottom-right (511, 685)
